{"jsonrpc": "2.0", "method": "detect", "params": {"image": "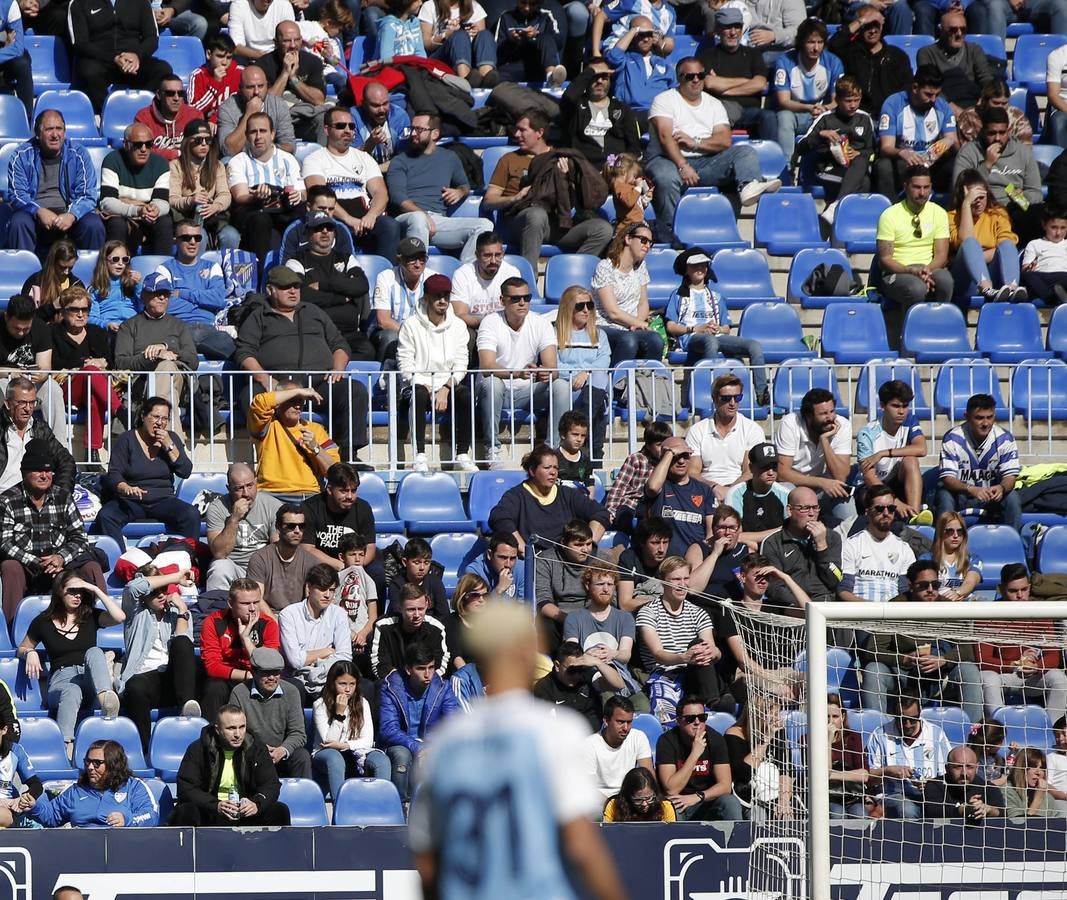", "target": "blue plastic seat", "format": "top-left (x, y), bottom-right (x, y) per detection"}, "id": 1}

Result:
top-left (18, 717), bottom-right (77, 779)
top-left (821, 302), bottom-right (896, 364)
top-left (847, 709), bottom-right (892, 748)
top-left (0, 658), bottom-right (42, 715)
top-left (994, 705), bottom-right (1054, 750)
top-left (129, 255), bottom-right (171, 280)
top-left (902, 303), bottom-right (976, 363)
top-left (332, 777), bottom-right (405, 825)
top-left (1032, 144), bottom-right (1063, 180)
top-left (353, 254), bottom-right (392, 292)
top-left (688, 359), bottom-right (768, 420)
top-left (348, 36), bottom-right (366, 71)
top-left (832, 193), bottom-right (890, 254)
top-left (855, 358), bottom-right (932, 418)
top-left (1010, 86), bottom-right (1042, 134)
top-left (544, 254), bottom-right (599, 304)
top-left (710, 248), bottom-right (781, 309)
top-left (73, 716), bottom-right (155, 778)
top-left (26, 35), bottom-right (71, 94)
top-left (396, 472), bottom-right (476, 534)
top-left (921, 707), bottom-right (971, 747)
top-left (967, 525), bottom-right (1026, 589)
top-left (782, 710), bottom-right (807, 746)
top-left (480, 145), bottom-right (511, 185)
top-left (977, 304), bottom-right (1054, 363)
top-left (101, 90), bottom-right (153, 146)
top-left (0, 141), bottom-right (17, 195)
top-left (426, 255), bottom-right (462, 279)
top-left (968, 33), bottom-right (1006, 62)
top-left (505, 254), bottom-right (542, 299)
top-left (613, 358), bottom-right (686, 424)
top-left (754, 193), bottom-right (829, 255)
top-left (1037, 525), bottom-right (1067, 572)
top-left (1012, 358), bottom-right (1067, 420)
top-left (447, 192), bottom-right (484, 219)
top-left (0, 250), bottom-right (41, 307)
top-left (746, 139), bottom-right (789, 183)
top-left (1012, 34), bottom-right (1067, 92)
top-left (33, 90), bottom-right (103, 144)
top-left (149, 715), bottom-right (208, 781)
top-left (357, 472), bottom-right (402, 534)
top-left (278, 777), bottom-right (330, 826)
top-left (666, 33), bottom-right (700, 66)
top-left (429, 533), bottom-right (482, 592)
top-left (706, 711), bottom-right (737, 735)
top-left (772, 358), bottom-right (847, 415)
top-left (787, 247), bottom-right (860, 309)
top-left (0, 95), bottom-right (29, 143)
top-left (344, 360), bottom-right (390, 427)
top-left (143, 777), bottom-right (174, 823)
top-left (643, 248), bottom-right (681, 309)
top-left (673, 192), bottom-right (748, 250)
top-left (176, 473), bottom-right (228, 509)
top-left (155, 35), bottom-right (204, 83)
top-left (631, 713), bottom-right (663, 763)
top-left (794, 647), bottom-right (854, 694)
top-left (933, 358), bottom-right (1010, 419)
top-left (467, 471), bottom-right (525, 532)
top-left (12, 595), bottom-right (48, 650)
top-left (883, 33), bottom-right (935, 67)
top-left (1048, 305), bottom-right (1067, 360)
top-left (738, 302), bottom-right (816, 363)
